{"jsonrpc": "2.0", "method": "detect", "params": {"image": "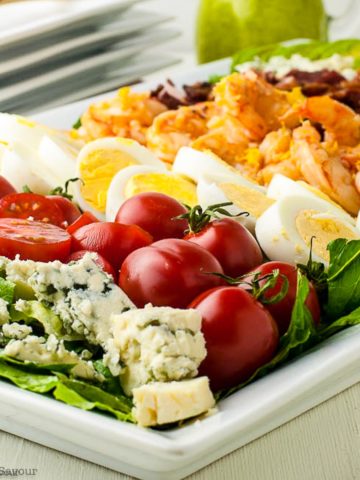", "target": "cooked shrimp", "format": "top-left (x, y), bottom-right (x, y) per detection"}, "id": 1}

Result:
top-left (146, 102), bottom-right (217, 163)
top-left (258, 160), bottom-right (302, 185)
top-left (80, 87), bottom-right (167, 144)
top-left (192, 114), bottom-right (248, 159)
top-left (213, 71), bottom-right (300, 140)
top-left (259, 128), bottom-right (292, 165)
top-left (299, 96), bottom-right (360, 147)
top-left (291, 122), bottom-right (360, 215)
